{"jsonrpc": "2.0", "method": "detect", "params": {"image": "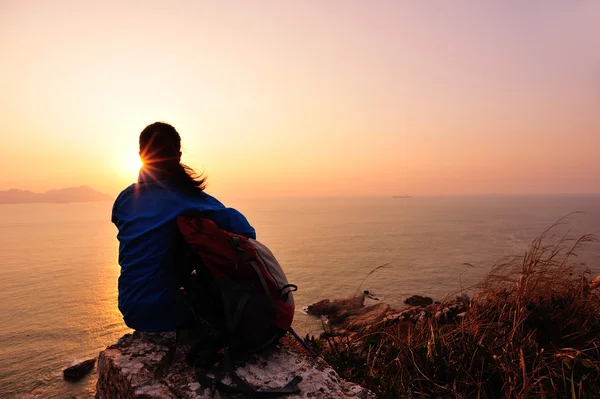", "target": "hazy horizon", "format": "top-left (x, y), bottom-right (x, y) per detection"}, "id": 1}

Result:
top-left (2, 1), bottom-right (599, 198)
top-left (2, 184), bottom-right (600, 202)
